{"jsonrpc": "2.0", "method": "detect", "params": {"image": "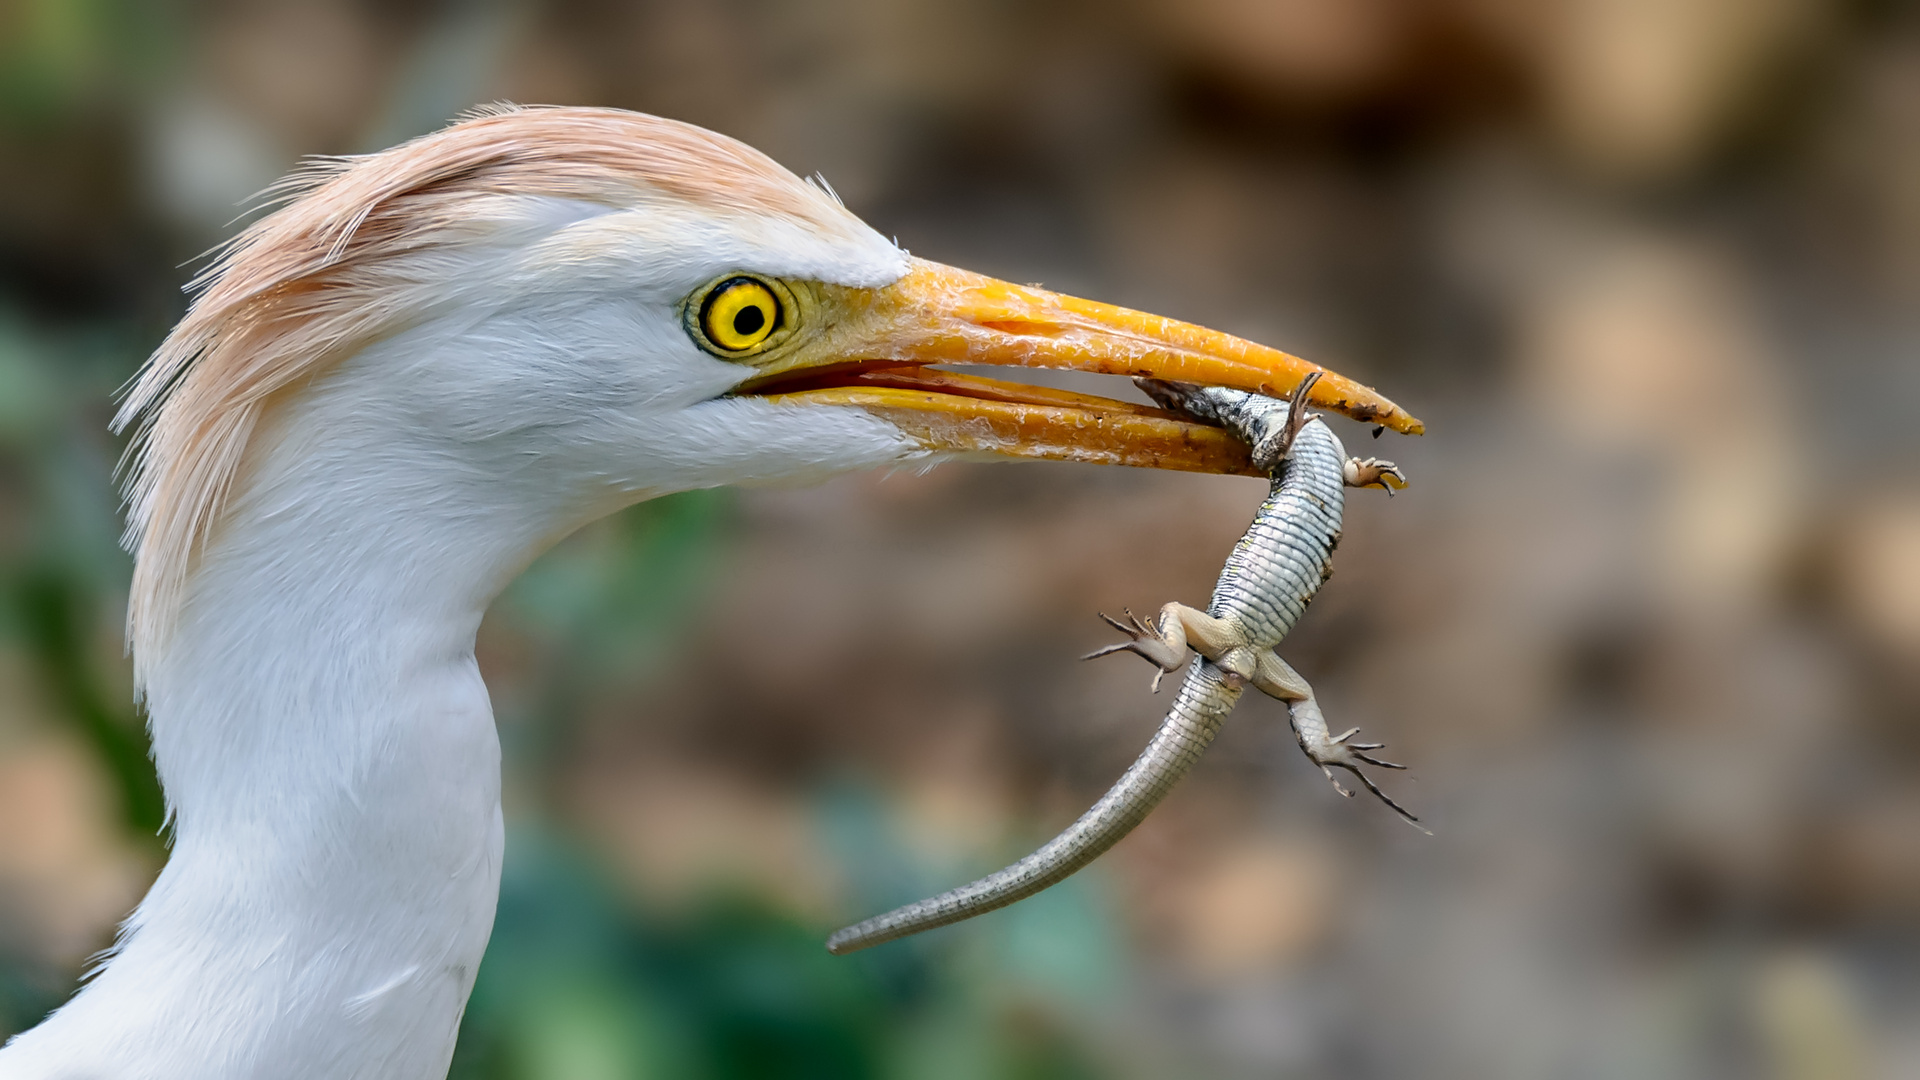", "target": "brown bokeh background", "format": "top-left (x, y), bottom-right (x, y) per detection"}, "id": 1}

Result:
top-left (1, 1), bottom-right (1916, 1076)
